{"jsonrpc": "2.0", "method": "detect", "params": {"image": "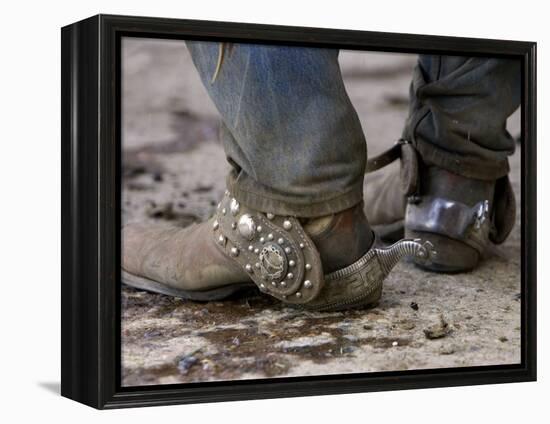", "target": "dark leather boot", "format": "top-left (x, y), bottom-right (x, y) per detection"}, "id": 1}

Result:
top-left (122, 192), bottom-right (435, 310)
top-left (365, 142), bottom-right (516, 273)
